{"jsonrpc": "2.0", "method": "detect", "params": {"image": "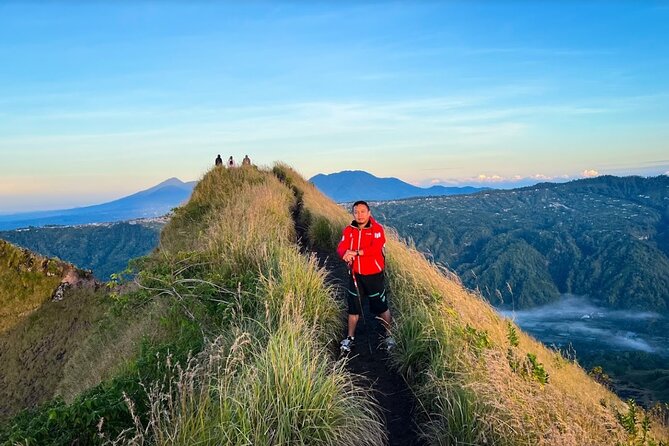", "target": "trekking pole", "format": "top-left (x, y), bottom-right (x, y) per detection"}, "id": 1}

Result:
top-left (350, 266), bottom-right (372, 354)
